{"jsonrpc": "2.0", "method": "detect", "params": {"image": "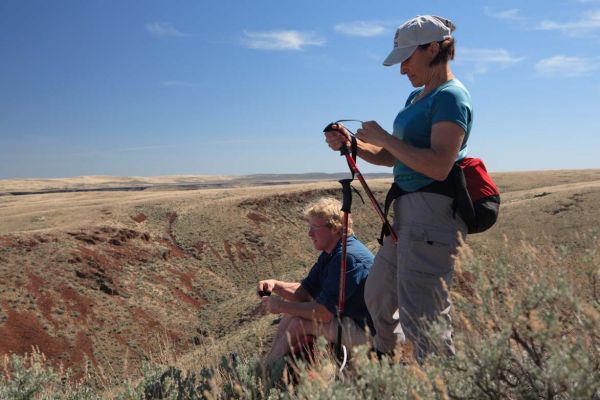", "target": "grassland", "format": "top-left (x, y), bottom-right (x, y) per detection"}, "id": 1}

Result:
top-left (0, 169), bottom-right (599, 398)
